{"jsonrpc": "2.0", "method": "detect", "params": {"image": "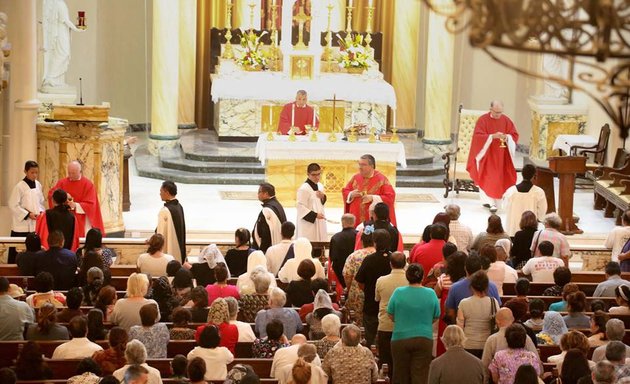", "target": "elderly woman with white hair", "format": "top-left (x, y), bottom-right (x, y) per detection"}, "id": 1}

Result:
top-left (224, 297), bottom-right (257, 342)
top-left (428, 325), bottom-right (484, 384)
top-left (238, 270), bottom-right (272, 322)
top-left (530, 212), bottom-right (571, 265)
top-left (110, 273), bottom-right (160, 330)
top-left (278, 238), bottom-right (325, 283)
top-left (112, 339), bottom-right (163, 384)
top-left (255, 287), bottom-right (303, 338)
top-left (311, 313), bottom-right (341, 359)
top-left (236, 250), bottom-right (277, 295)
